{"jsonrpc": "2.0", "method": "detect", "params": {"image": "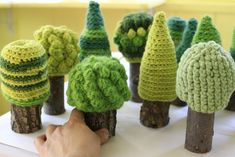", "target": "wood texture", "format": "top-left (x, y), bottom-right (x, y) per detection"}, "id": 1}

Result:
top-left (171, 97), bottom-right (187, 107)
top-left (225, 91), bottom-right (235, 111)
